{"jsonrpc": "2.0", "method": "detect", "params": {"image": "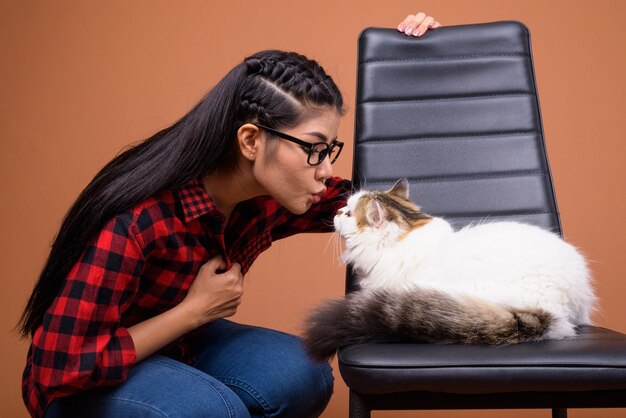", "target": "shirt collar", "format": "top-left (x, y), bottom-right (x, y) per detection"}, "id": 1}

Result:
top-left (176, 178), bottom-right (220, 223)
